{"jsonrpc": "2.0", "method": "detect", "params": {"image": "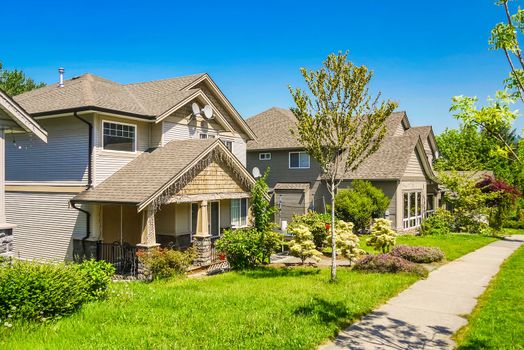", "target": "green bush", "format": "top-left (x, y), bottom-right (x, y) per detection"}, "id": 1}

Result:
top-left (0, 260), bottom-right (84, 322)
top-left (420, 209), bottom-right (454, 235)
top-left (288, 224), bottom-right (322, 264)
top-left (367, 218), bottom-right (396, 253)
top-left (288, 211), bottom-right (331, 249)
top-left (335, 220), bottom-right (365, 264)
top-left (215, 228), bottom-right (282, 270)
top-left (504, 220), bottom-right (524, 229)
top-left (76, 259), bottom-right (115, 300)
top-left (137, 247), bottom-right (196, 280)
top-left (334, 180), bottom-right (390, 233)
